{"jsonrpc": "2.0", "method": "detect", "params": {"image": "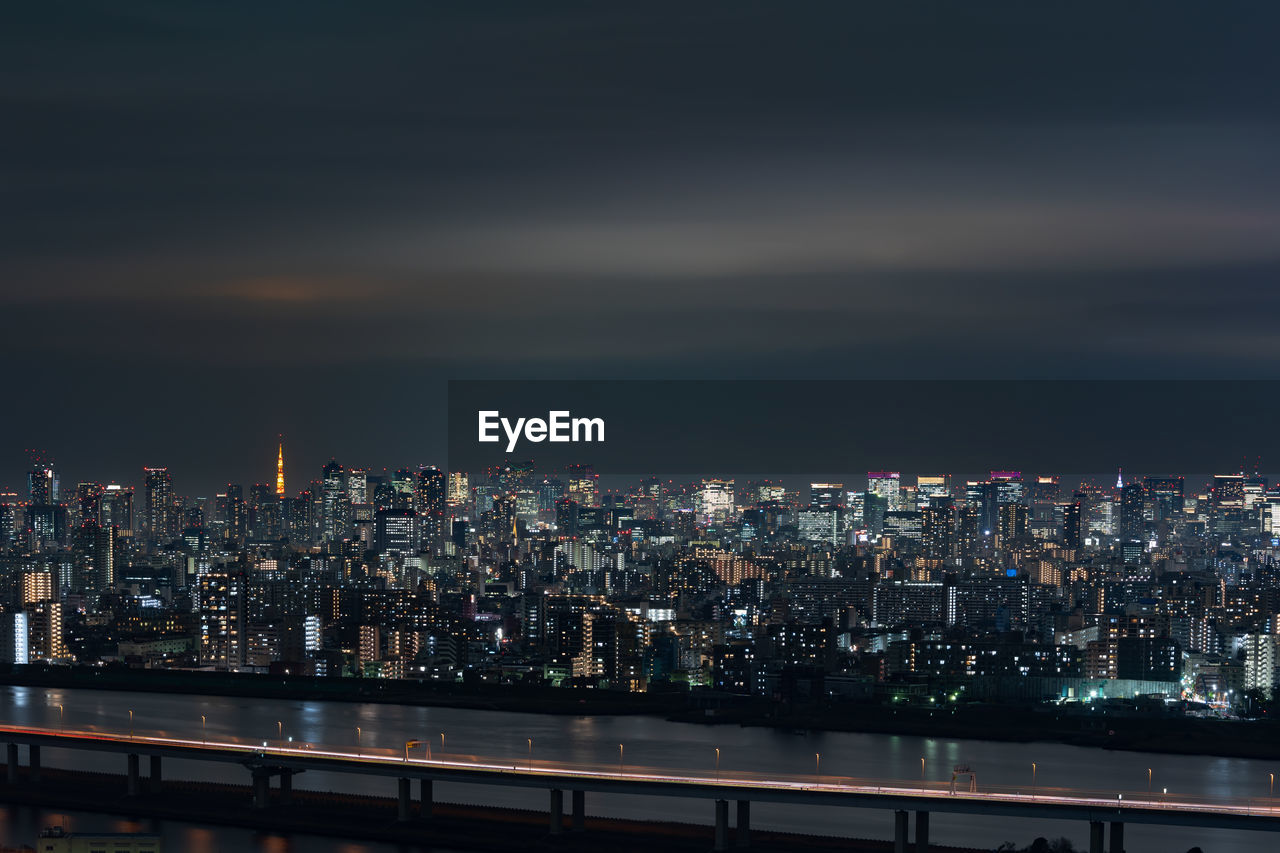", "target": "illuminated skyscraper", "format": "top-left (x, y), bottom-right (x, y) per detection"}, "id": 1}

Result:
top-left (99, 485), bottom-right (133, 537)
top-left (143, 467), bottom-right (174, 542)
top-left (566, 464), bottom-right (599, 506)
top-left (916, 475), bottom-right (951, 509)
top-left (867, 472), bottom-right (901, 511)
top-left (1211, 473), bottom-right (1245, 540)
top-left (320, 460), bottom-right (348, 541)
